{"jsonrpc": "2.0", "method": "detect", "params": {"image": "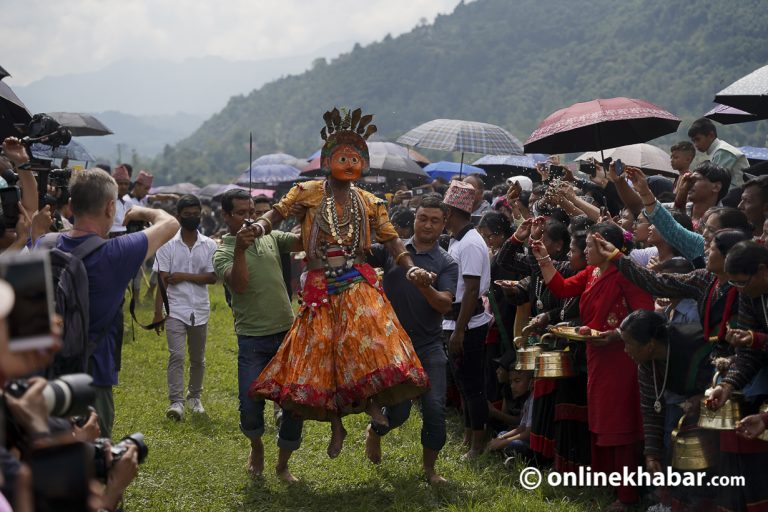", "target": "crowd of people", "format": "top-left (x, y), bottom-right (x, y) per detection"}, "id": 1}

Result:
top-left (0, 111), bottom-right (766, 512)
